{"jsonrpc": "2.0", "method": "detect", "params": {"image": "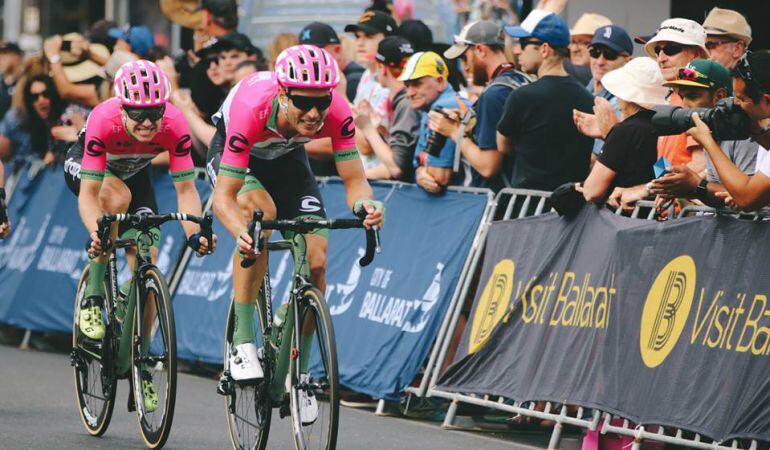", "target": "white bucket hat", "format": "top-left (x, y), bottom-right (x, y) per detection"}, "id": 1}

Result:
top-left (644, 18), bottom-right (707, 58)
top-left (601, 57), bottom-right (668, 109)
